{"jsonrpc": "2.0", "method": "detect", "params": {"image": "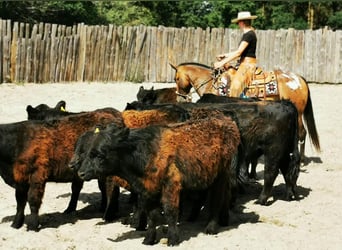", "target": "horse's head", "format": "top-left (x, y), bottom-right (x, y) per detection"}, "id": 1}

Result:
top-left (170, 63), bottom-right (193, 102)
